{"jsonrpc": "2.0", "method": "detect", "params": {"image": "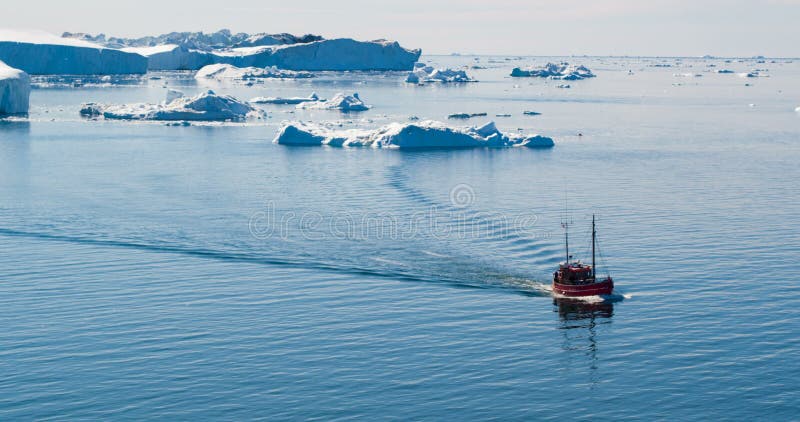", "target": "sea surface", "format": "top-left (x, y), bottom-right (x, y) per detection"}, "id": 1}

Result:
top-left (1, 55), bottom-right (799, 420)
